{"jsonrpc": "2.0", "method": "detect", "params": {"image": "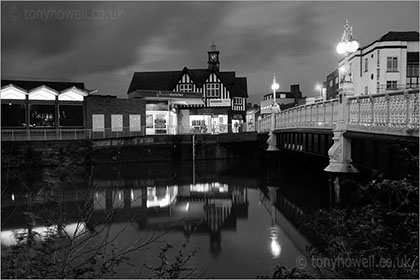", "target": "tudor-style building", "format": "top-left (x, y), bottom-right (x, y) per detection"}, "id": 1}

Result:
top-left (127, 44), bottom-right (248, 134)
